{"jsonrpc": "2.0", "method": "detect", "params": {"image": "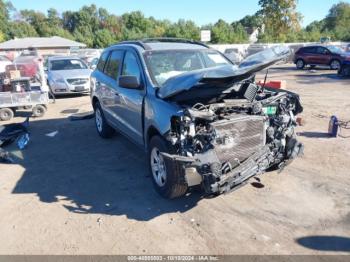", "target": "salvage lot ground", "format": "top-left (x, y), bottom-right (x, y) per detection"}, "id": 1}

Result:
top-left (0, 64), bottom-right (349, 255)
